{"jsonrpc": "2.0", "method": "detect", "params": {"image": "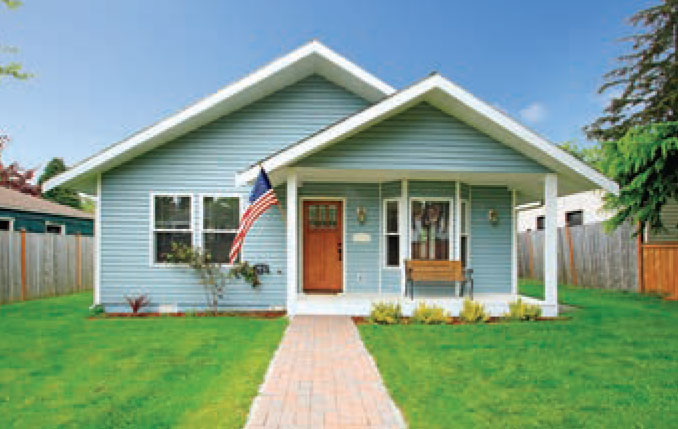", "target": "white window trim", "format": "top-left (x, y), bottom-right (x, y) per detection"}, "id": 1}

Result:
top-left (460, 199), bottom-right (470, 266)
top-left (382, 198), bottom-right (401, 269)
top-left (0, 217), bottom-right (14, 232)
top-left (408, 197), bottom-right (455, 261)
top-left (149, 193), bottom-right (194, 267)
top-left (198, 193), bottom-right (244, 267)
top-left (45, 221), bottom-right (65, 235)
